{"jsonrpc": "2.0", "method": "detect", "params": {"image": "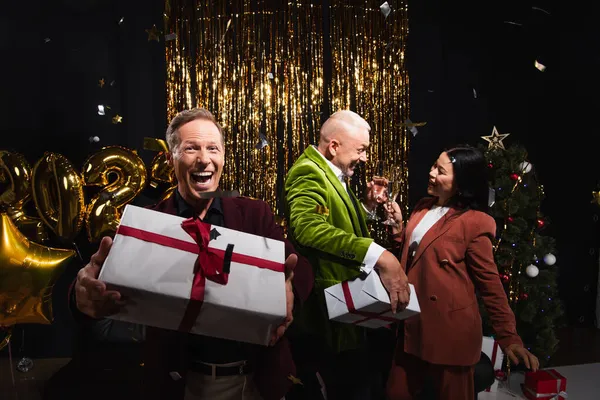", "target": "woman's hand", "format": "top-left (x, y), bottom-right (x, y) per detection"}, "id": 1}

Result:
top-left (385, 201), bottom-right (403, 236)
top-left (505, 344), bottom-right (540, 371)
